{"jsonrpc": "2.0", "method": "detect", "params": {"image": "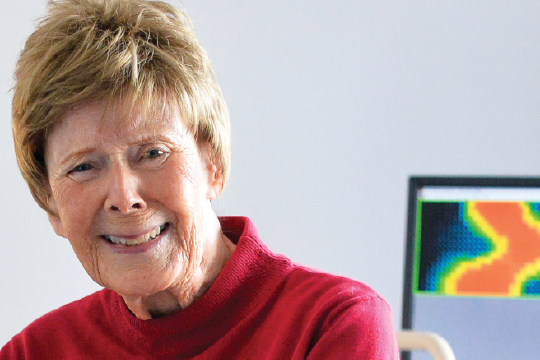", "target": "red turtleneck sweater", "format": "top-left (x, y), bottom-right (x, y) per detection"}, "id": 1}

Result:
top-left (1, 217), bottom-right (399, 359)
